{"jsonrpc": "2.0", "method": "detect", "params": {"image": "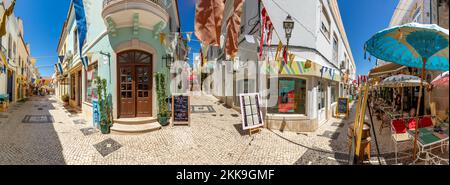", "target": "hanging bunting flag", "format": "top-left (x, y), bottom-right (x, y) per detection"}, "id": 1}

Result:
top-left (58, 55), bottom-right (65, 63)
top-left (73, 0), bottom-right (88, 70)
top-left (265, 15), bottom-right (273, 47)
top-left (84, 56), bottom-right (89, 68)
top-left (194, 0), bottom-right (225, 47)
top-left (282, 46), bottom-right (288, 65)
top-left (0, 0), bottom-right (16, 37)
top-left (160, 32), bottom-right (166, 45)
top-left (274, 41), bottom-right (283, 61)
top-left (320, 66), bottom-right (325, 79)
top-left (0, 51), bottom-right (8, 70)
top-left (57, 62), bottom-right (64, 74)
top-left (186, 32), bottom-right (192, 42)
top-left (259, 8), bottom-right (267, 61)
